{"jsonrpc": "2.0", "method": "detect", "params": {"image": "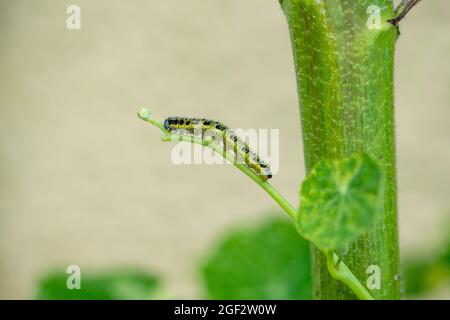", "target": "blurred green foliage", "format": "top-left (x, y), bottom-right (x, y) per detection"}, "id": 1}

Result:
top-left (34, 218), bottom-right (449, 300)
top-left (201, 216), bottom-right (312, 300)
top-left (403, 238), bottom-right (450, 297)
top-left (36, 269), bottom-right (161, 300)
